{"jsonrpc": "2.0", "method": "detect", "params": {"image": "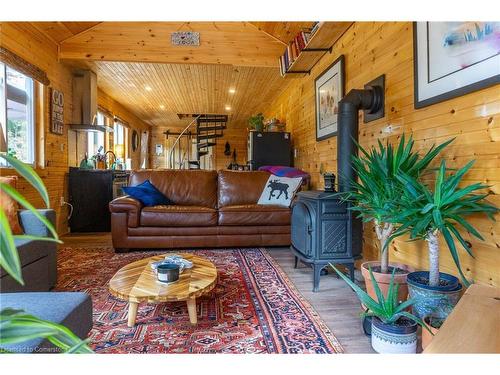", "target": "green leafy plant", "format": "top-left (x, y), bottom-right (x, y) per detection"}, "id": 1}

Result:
top-left (330, 264), bottom-right (430, 331)
top-left (390, 159), bottom-right (498, 287)
top-left (0, 152), bottom-right (92, 353)
top-left (248, 113), bottom-right (265, 132)
top-left (344, 135), bottom-right (452, 273)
